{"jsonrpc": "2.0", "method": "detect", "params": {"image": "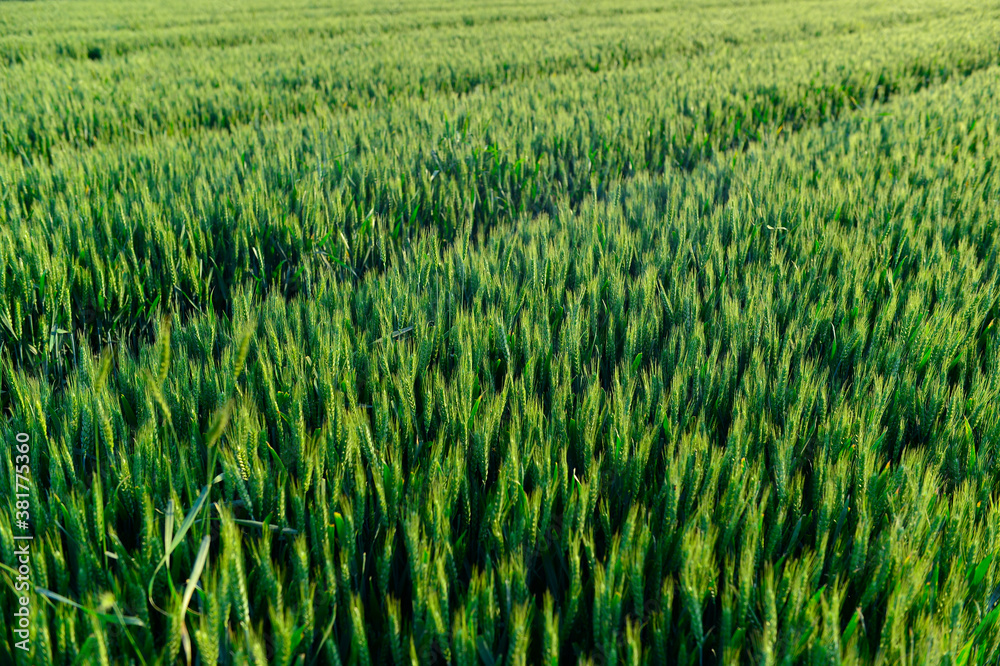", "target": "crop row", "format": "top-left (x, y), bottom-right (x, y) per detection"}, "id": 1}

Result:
top-left (0, 0), bottom-right (958, 68)
top-left (0, 0), bottom-right (986, 159)
top-left (2, 60), bottom-right (998, 665)
top-left (3, 11), bottom-right (1000, 381)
